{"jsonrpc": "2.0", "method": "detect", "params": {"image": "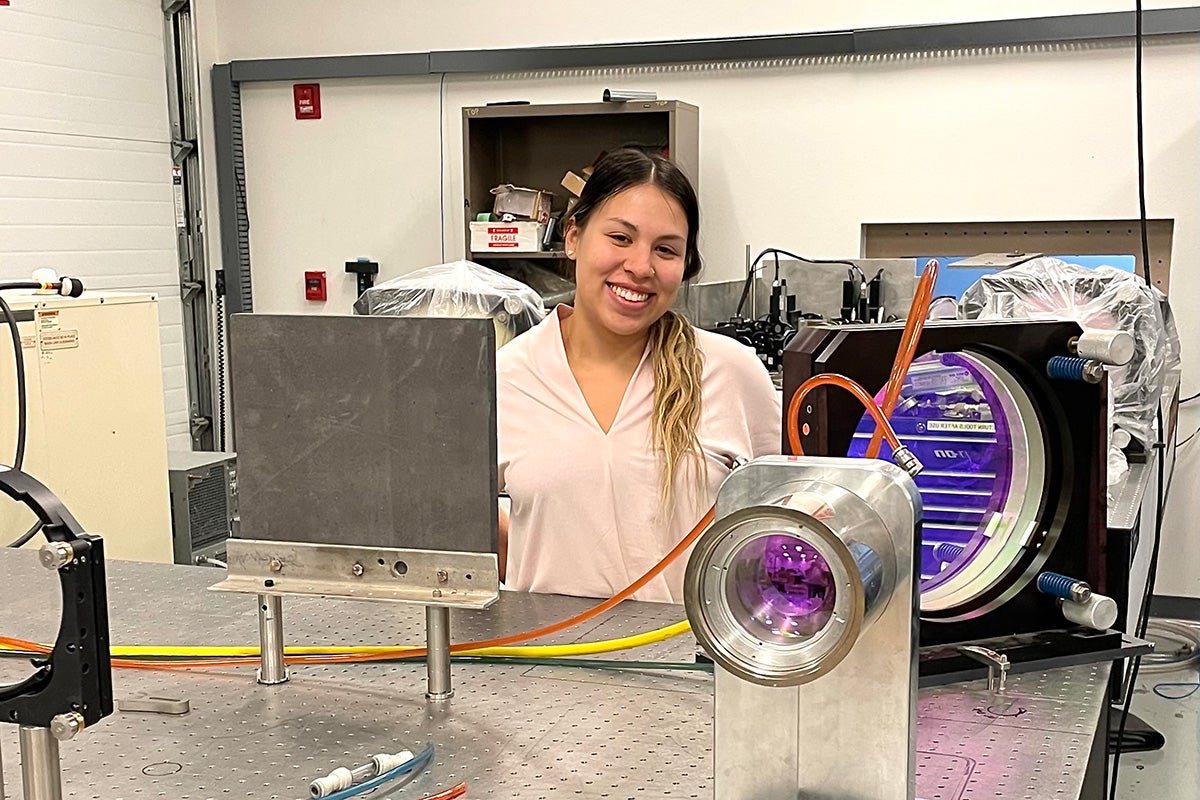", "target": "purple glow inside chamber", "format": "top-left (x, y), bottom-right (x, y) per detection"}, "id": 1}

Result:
top-left (847, 351), bottom-right (1018, 591)
top-left (729, 534), bottom-right (837, 642)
